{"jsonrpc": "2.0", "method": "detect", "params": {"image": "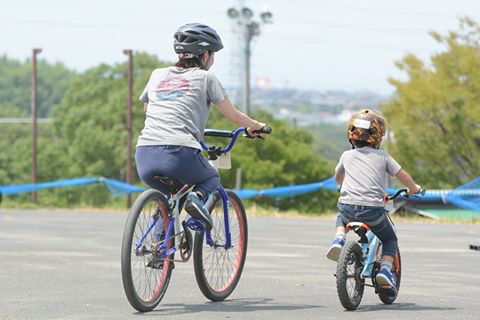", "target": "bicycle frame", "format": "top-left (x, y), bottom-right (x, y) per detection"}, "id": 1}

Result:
top-left (359, 232), bottom-right (380, 278)
top-left (359, 211), bottom-right (398, 279)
